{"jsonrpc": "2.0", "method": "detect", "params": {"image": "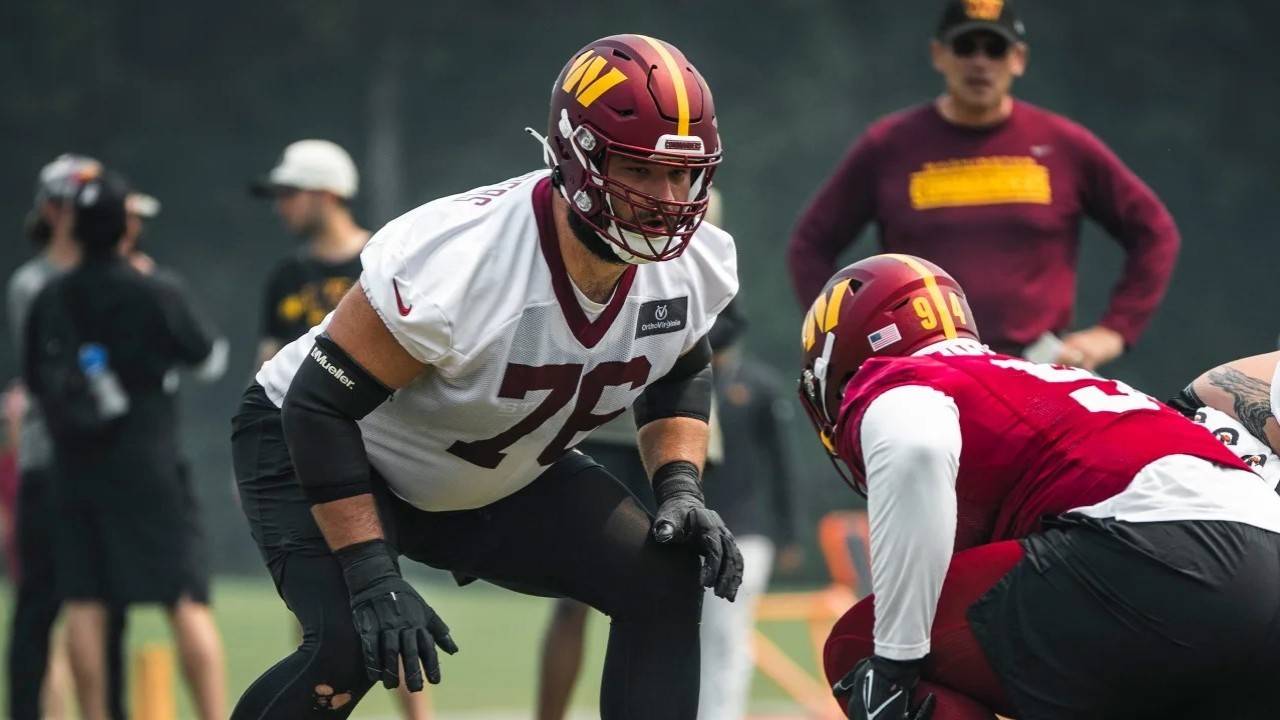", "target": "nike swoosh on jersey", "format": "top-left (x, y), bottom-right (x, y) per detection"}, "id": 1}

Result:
top-left (393, 279), bottom-right (413, 316)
